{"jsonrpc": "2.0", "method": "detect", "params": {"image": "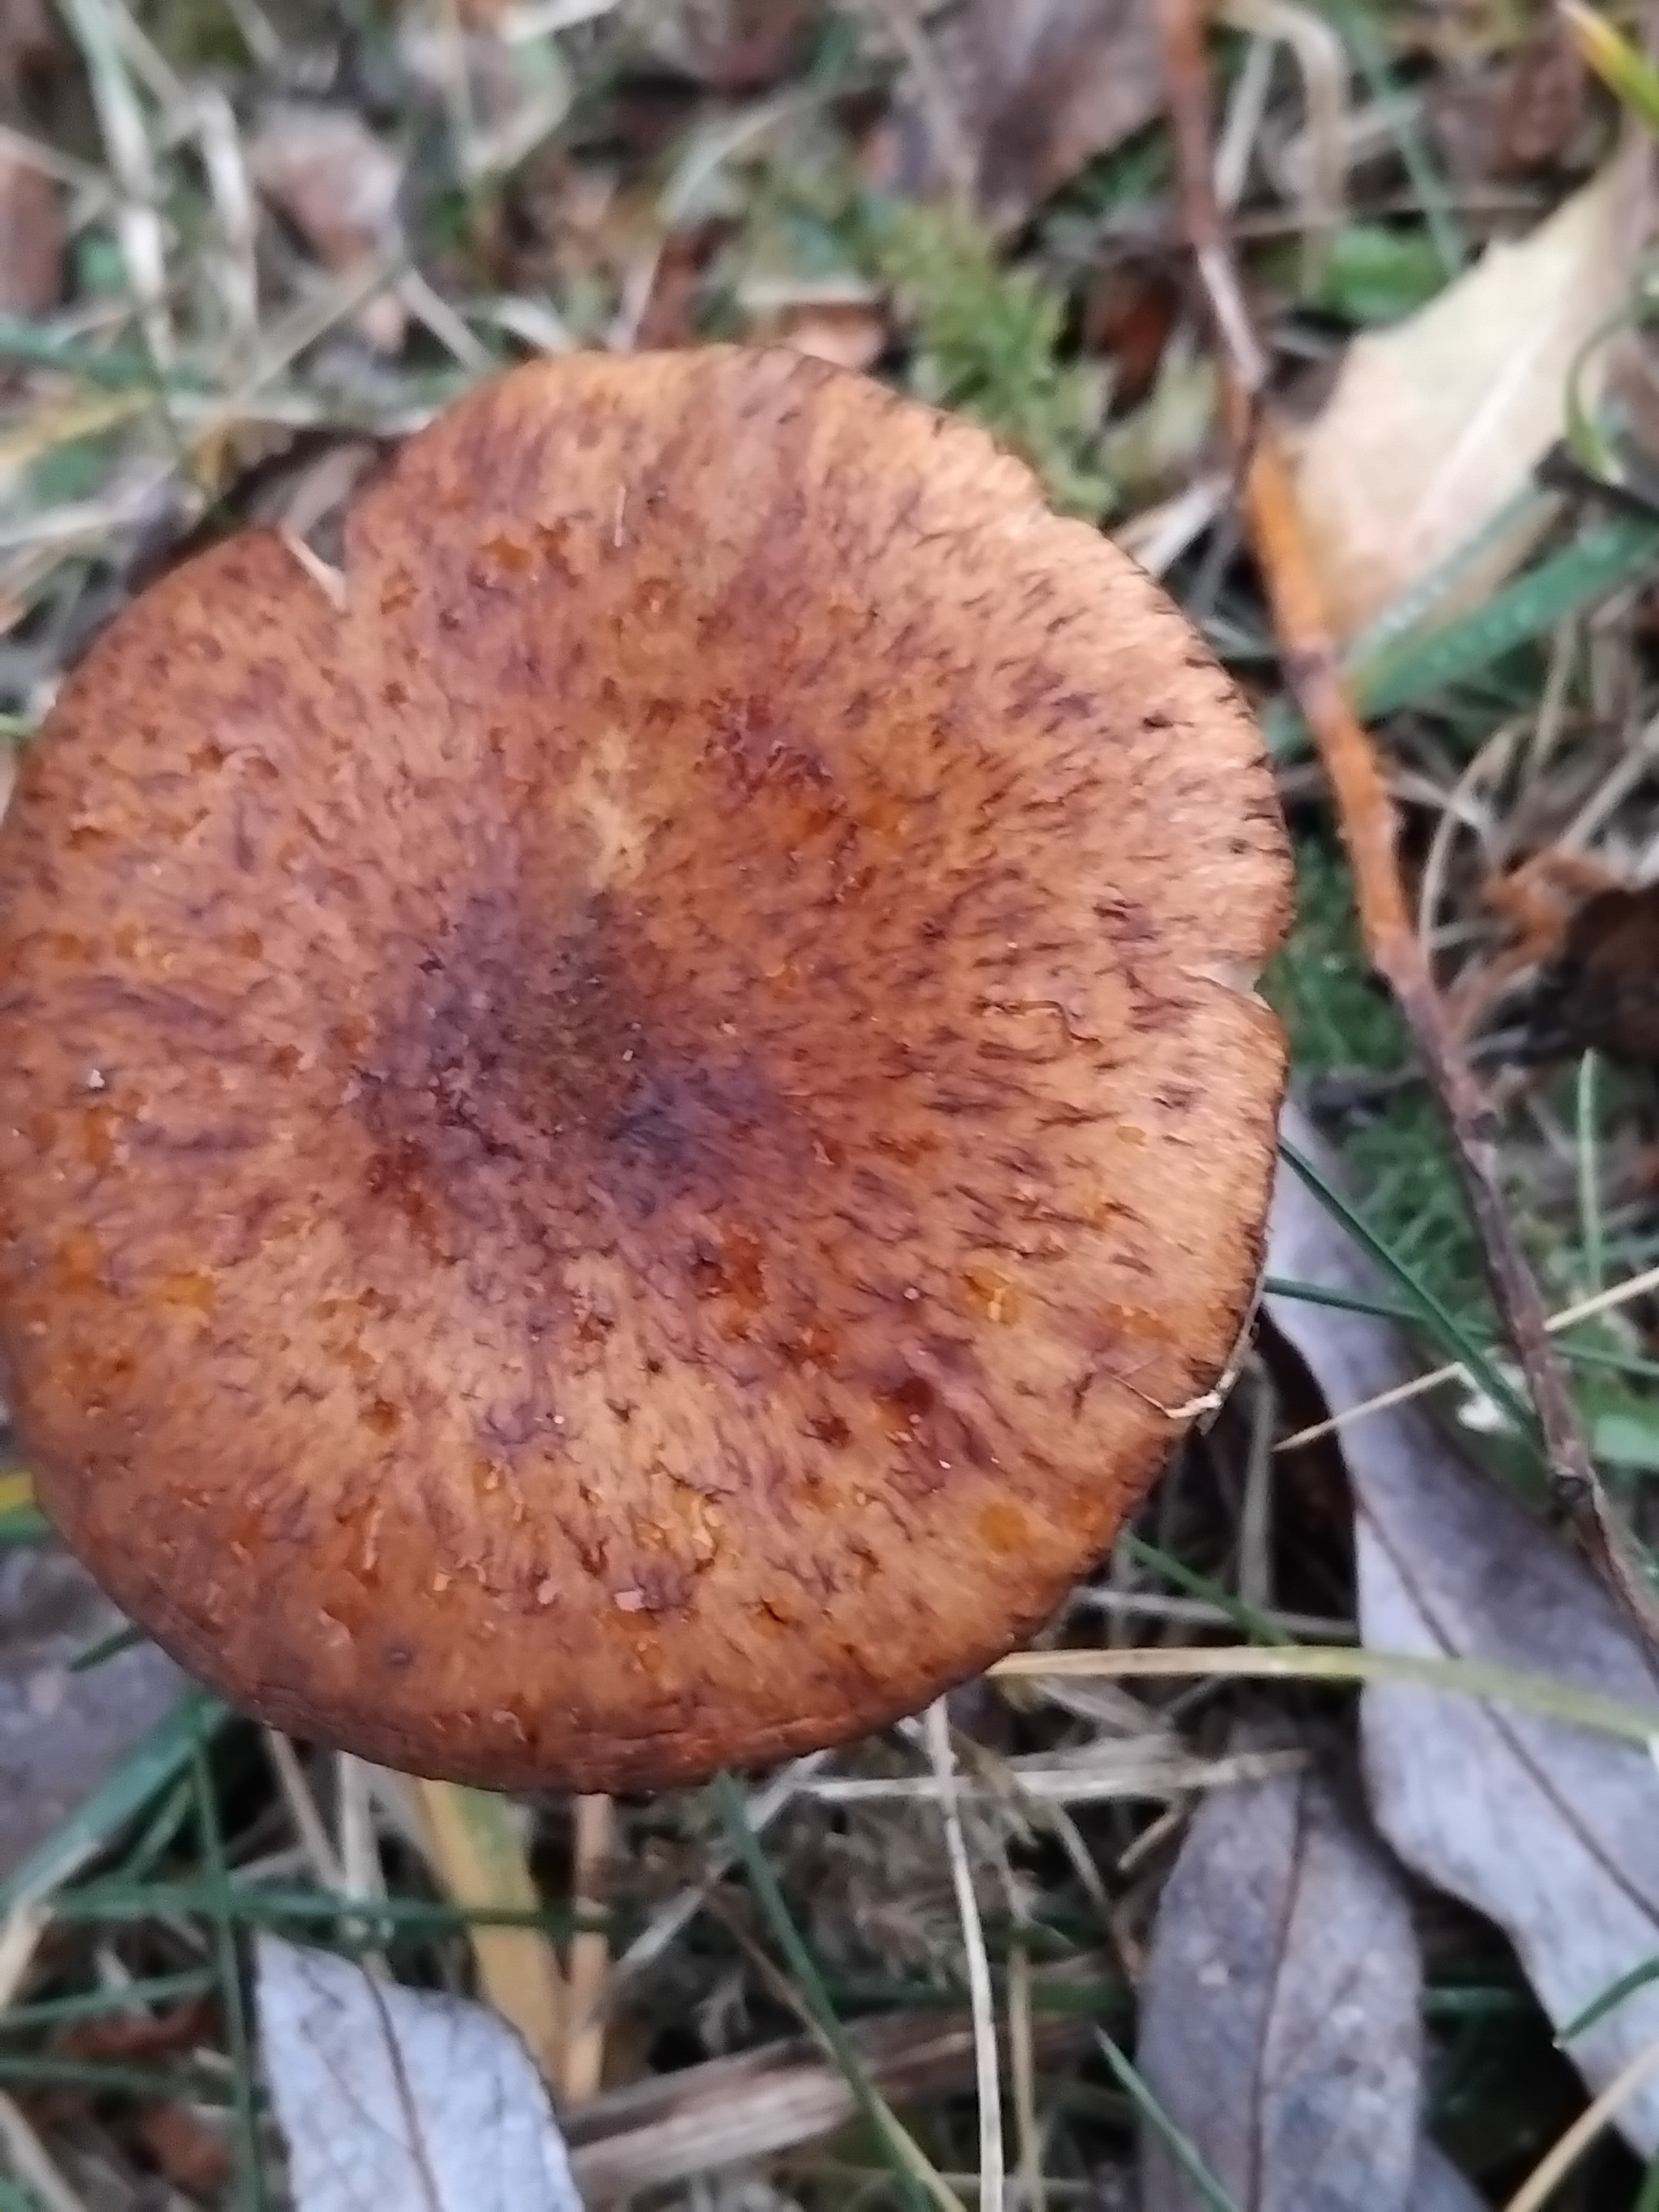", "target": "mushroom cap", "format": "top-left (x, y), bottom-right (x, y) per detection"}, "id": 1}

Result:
top-left (0, 350), bottom-right (1289, 1792)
